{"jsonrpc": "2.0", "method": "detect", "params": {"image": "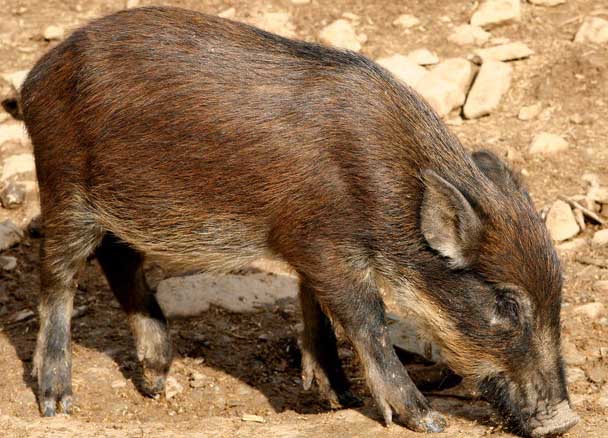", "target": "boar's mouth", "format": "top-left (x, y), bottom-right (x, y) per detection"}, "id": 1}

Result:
top-left (480, 375), bottom-right (579, 437)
